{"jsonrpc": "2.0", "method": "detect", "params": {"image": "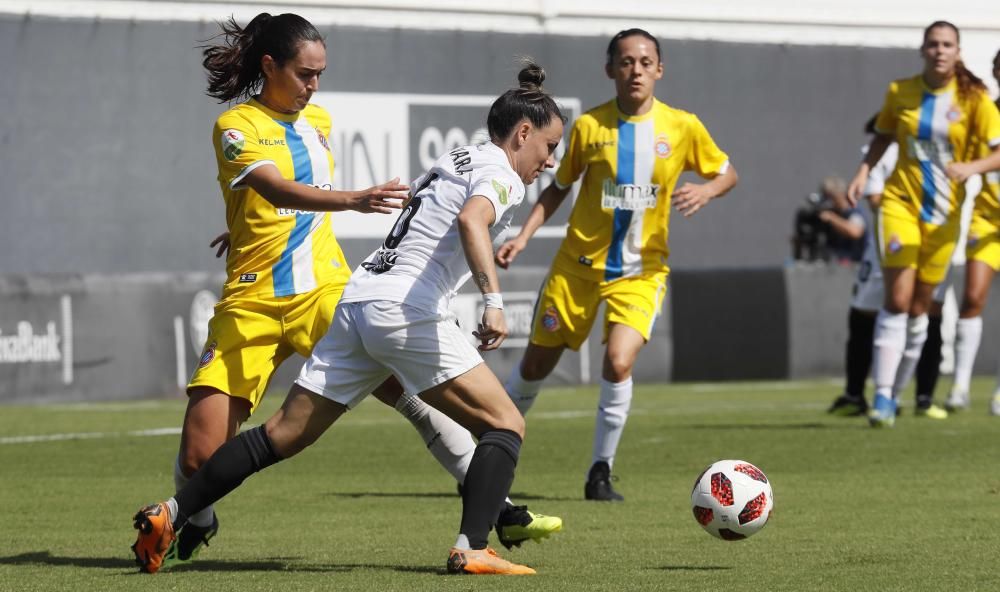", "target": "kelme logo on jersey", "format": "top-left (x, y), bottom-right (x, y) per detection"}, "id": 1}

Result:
top-left (601, 179), bottom-right (660, 211)
top-left (221, 129), bottom-right (245, 161)
top-left (491, 179), bottom-right (510, 205)
top-left (654, 134), bottom-right (672, 158)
